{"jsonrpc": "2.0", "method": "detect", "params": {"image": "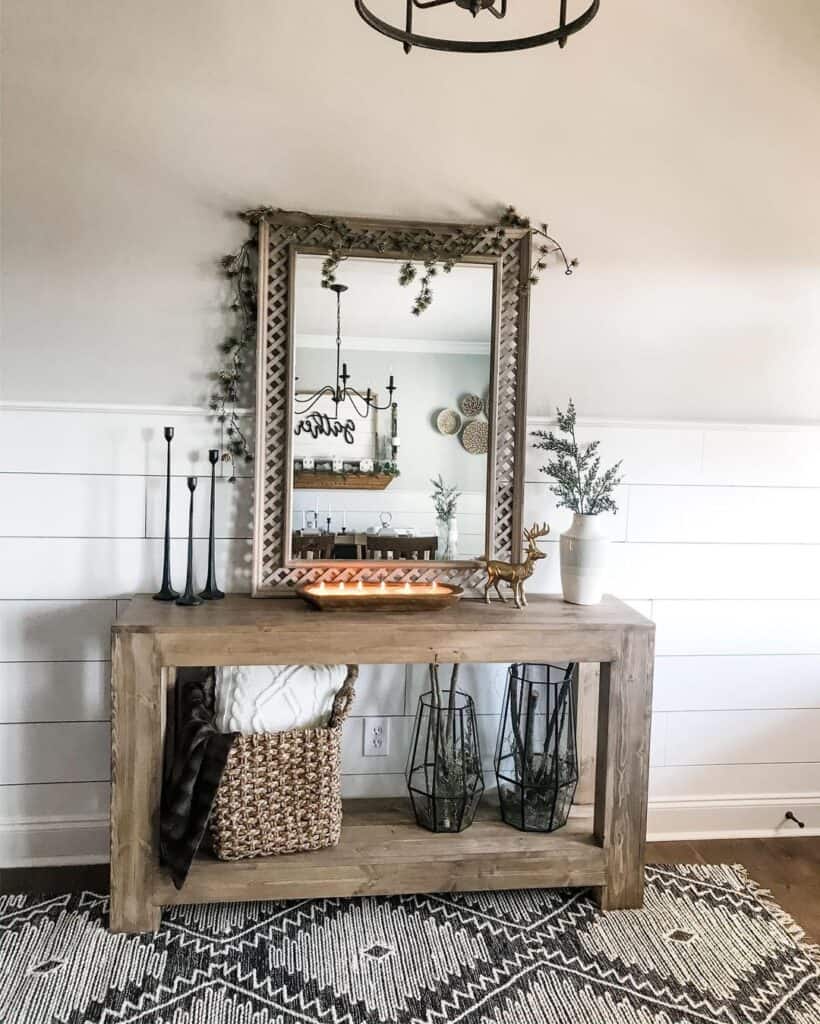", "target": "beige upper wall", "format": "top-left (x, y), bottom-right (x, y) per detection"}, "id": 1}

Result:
top-left (1, 0), bottom-right (819, 420)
